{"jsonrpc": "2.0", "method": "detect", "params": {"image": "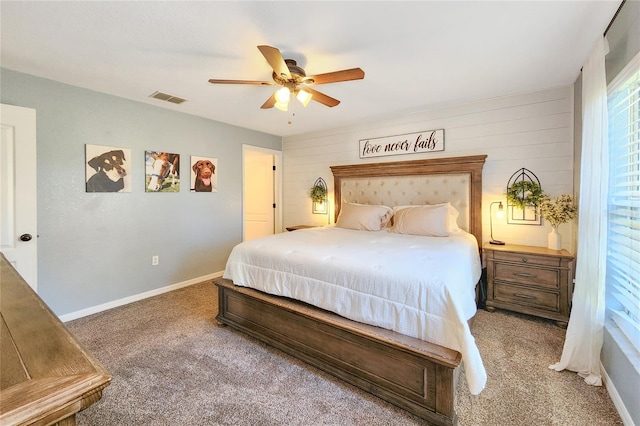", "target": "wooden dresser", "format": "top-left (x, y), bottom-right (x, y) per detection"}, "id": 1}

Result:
top-left (483, 243), bottom-right (574, 327)
top-left (0, 253), bottom-right (111, 425)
